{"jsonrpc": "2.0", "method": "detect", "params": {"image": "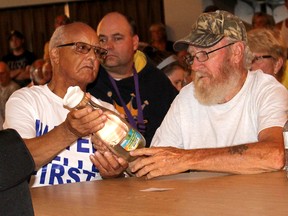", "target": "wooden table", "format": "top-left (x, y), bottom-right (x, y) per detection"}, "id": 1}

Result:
top-left (31, 171), bottom-right (288, 216)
